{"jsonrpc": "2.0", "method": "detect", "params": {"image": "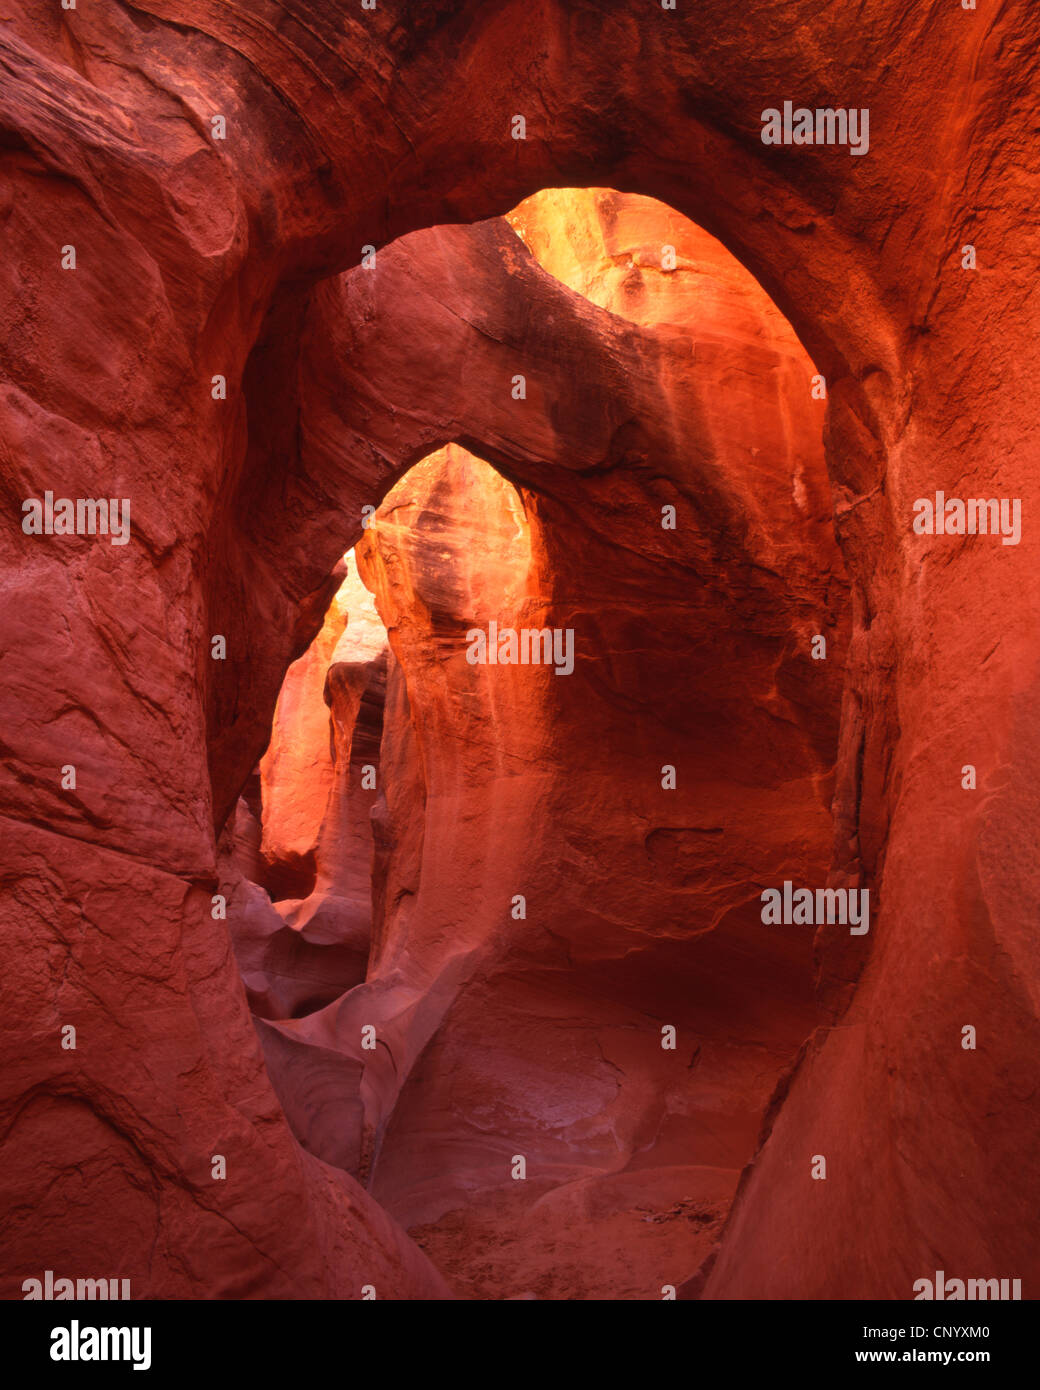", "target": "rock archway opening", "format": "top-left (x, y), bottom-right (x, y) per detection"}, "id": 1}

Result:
top-left (221, 188), bottom-right (851, 1299)
top-left (8, 1), bottom-right (1037, 1313)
